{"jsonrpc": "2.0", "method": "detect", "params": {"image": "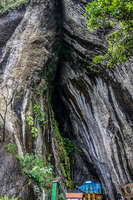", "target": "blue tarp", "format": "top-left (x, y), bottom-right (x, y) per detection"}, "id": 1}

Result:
top-left (77, 180), bottom-right (102, 194)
